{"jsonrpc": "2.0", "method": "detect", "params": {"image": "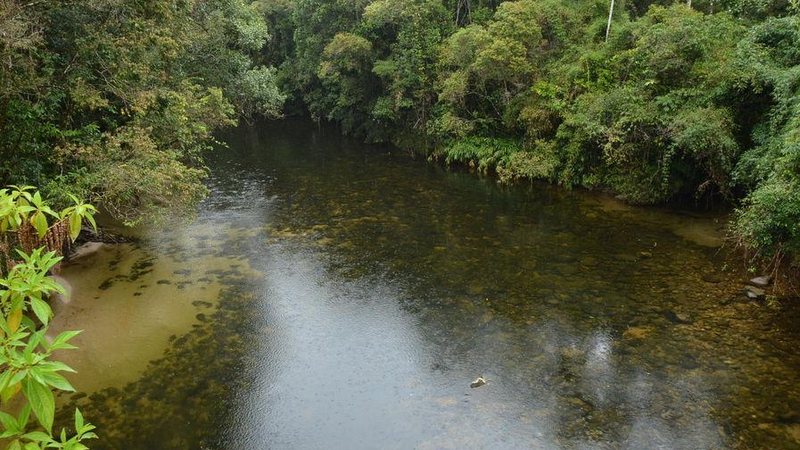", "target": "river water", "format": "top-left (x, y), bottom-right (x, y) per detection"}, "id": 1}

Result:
top-left (50, 120), bottom-right (800, 449)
